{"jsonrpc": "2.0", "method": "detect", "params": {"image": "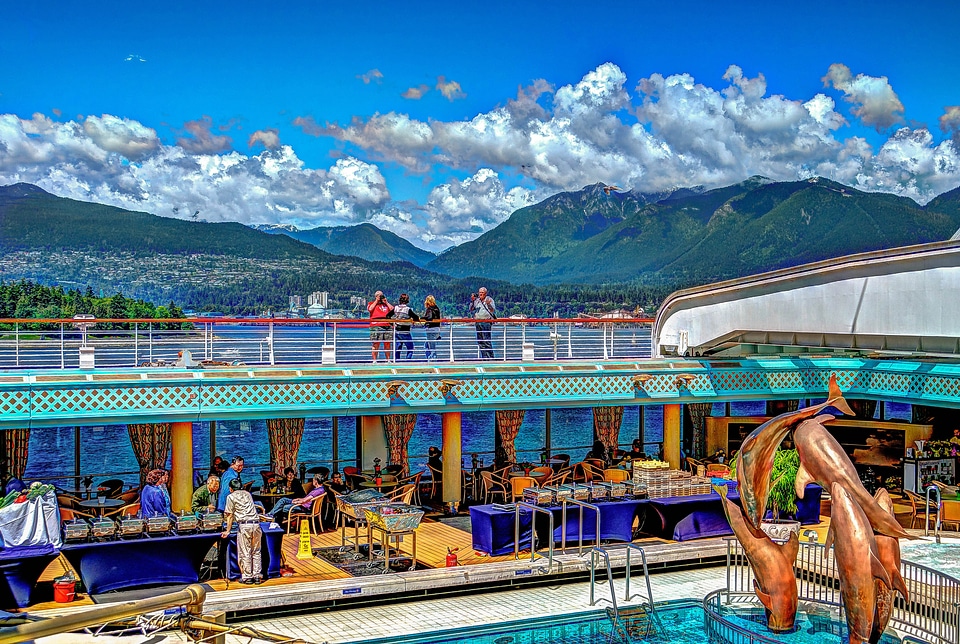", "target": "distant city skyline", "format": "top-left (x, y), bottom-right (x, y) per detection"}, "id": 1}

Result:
top-left (2, 0), bottom-right (959, 251)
